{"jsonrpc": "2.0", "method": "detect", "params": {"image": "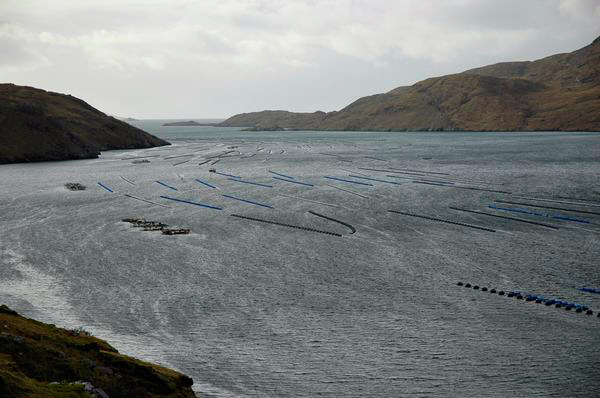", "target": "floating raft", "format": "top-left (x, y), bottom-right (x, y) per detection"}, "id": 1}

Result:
top-left (388, 210), bottom-right (496, 232)
top-left (231, 214), bottom-right (342, 237)
top-left (65, 183), bottom-right (86, 191)
top-left (162, 228), bottom-right (191, 235)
